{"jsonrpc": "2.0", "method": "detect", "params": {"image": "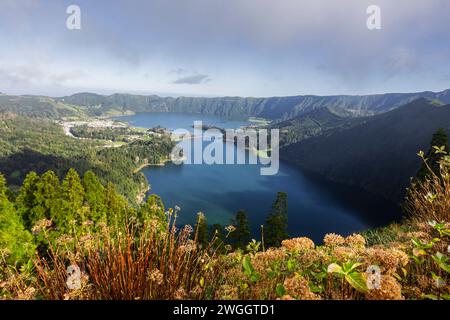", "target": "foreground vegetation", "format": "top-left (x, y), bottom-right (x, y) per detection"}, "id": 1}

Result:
top-left (0, 137), bottom-right (449, 300)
